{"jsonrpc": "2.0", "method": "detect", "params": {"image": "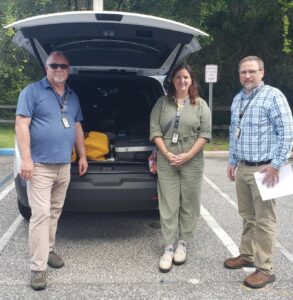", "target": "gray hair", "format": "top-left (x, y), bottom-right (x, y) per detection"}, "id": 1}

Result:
top-left (238, 56), bottom-right (264, 71)
top-left (46, 51), bottom-right (69, 64)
